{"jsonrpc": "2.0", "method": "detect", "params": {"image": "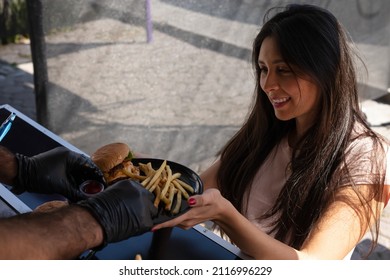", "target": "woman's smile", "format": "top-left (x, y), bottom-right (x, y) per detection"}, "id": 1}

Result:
top-left (269, 96), bottom-right (291, 108)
